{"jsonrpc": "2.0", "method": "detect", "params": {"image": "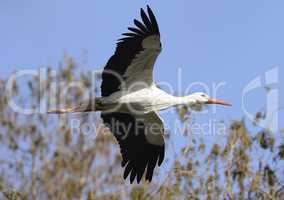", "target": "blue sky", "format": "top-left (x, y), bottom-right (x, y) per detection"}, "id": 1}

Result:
top-left (0, 1), bottom-right (283, 145)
